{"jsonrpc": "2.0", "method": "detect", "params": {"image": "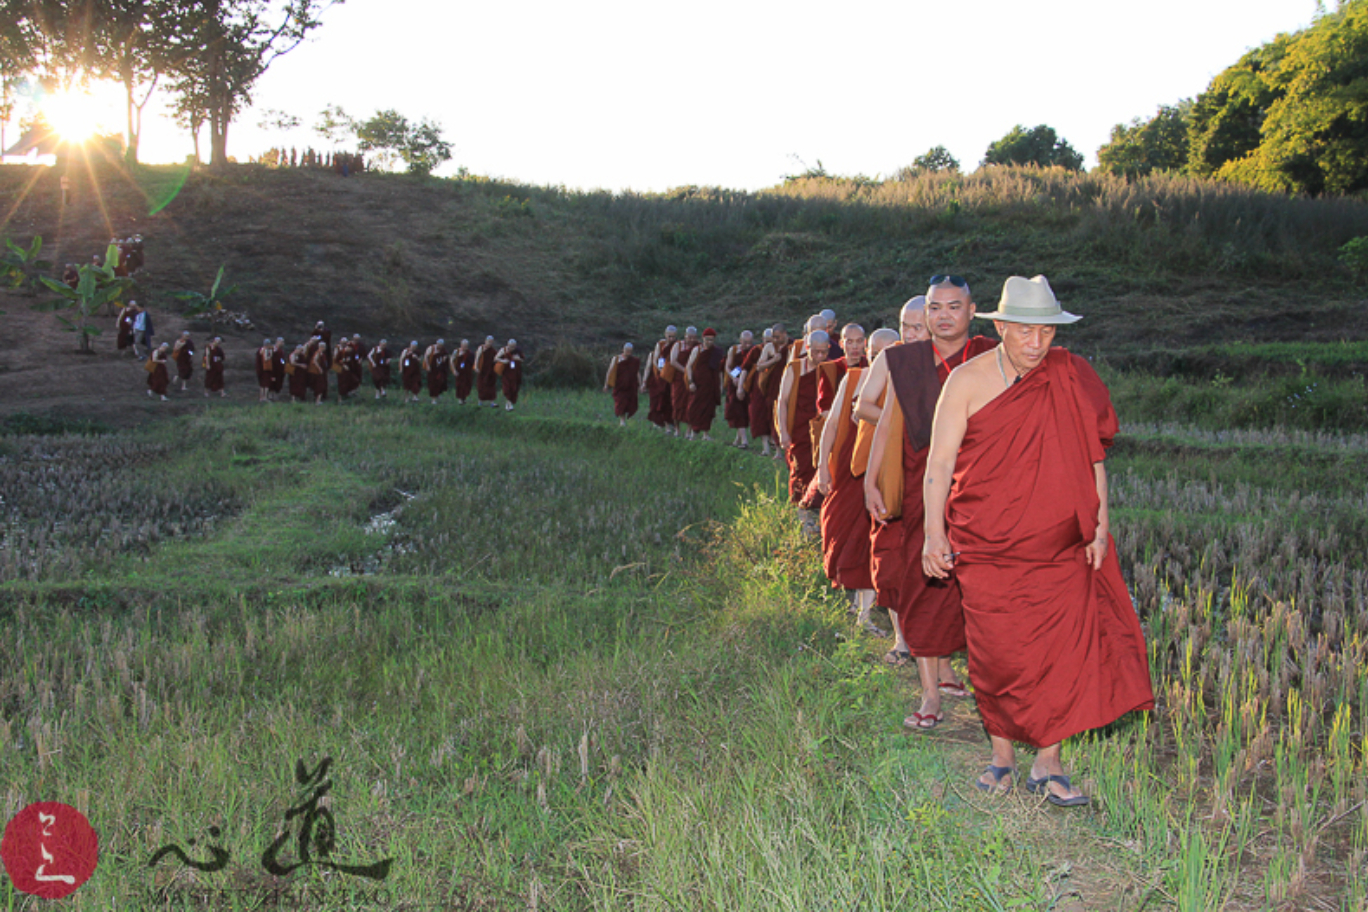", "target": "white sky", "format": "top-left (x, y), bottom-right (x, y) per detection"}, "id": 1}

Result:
top-left (11, 0), bottom-right (1323, 191)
